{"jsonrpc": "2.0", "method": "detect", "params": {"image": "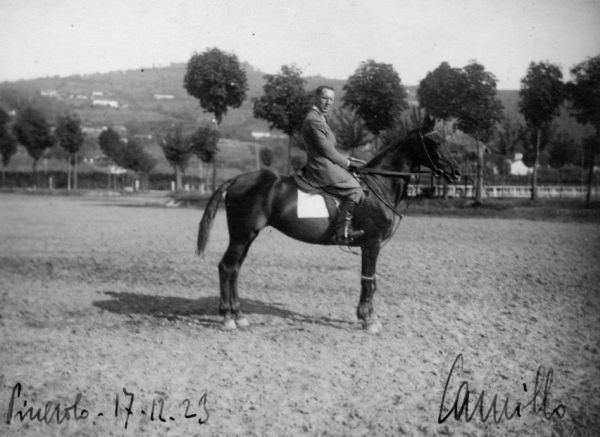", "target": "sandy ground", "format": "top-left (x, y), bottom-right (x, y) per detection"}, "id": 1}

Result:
top-left (0, 193), bottom-right (599, 436)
